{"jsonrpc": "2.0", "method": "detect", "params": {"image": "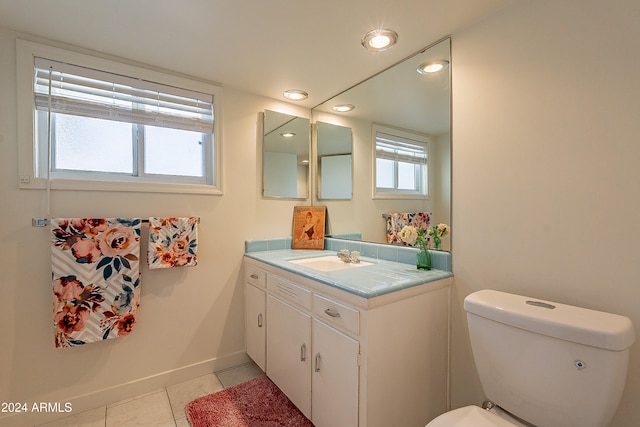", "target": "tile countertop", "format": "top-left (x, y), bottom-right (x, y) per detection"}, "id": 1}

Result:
top-left (244, 249), bottom-right (453, 299)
